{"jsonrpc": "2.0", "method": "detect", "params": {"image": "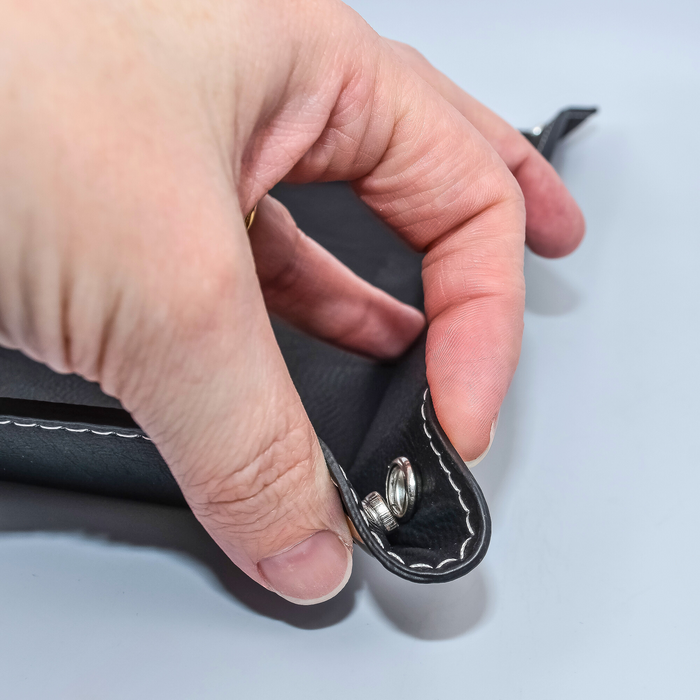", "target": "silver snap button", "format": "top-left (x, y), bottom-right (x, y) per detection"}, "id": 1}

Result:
top-left (361, 491), bottom-right (399, 532)
top-left (385, 456), bottom-right (418, 521)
